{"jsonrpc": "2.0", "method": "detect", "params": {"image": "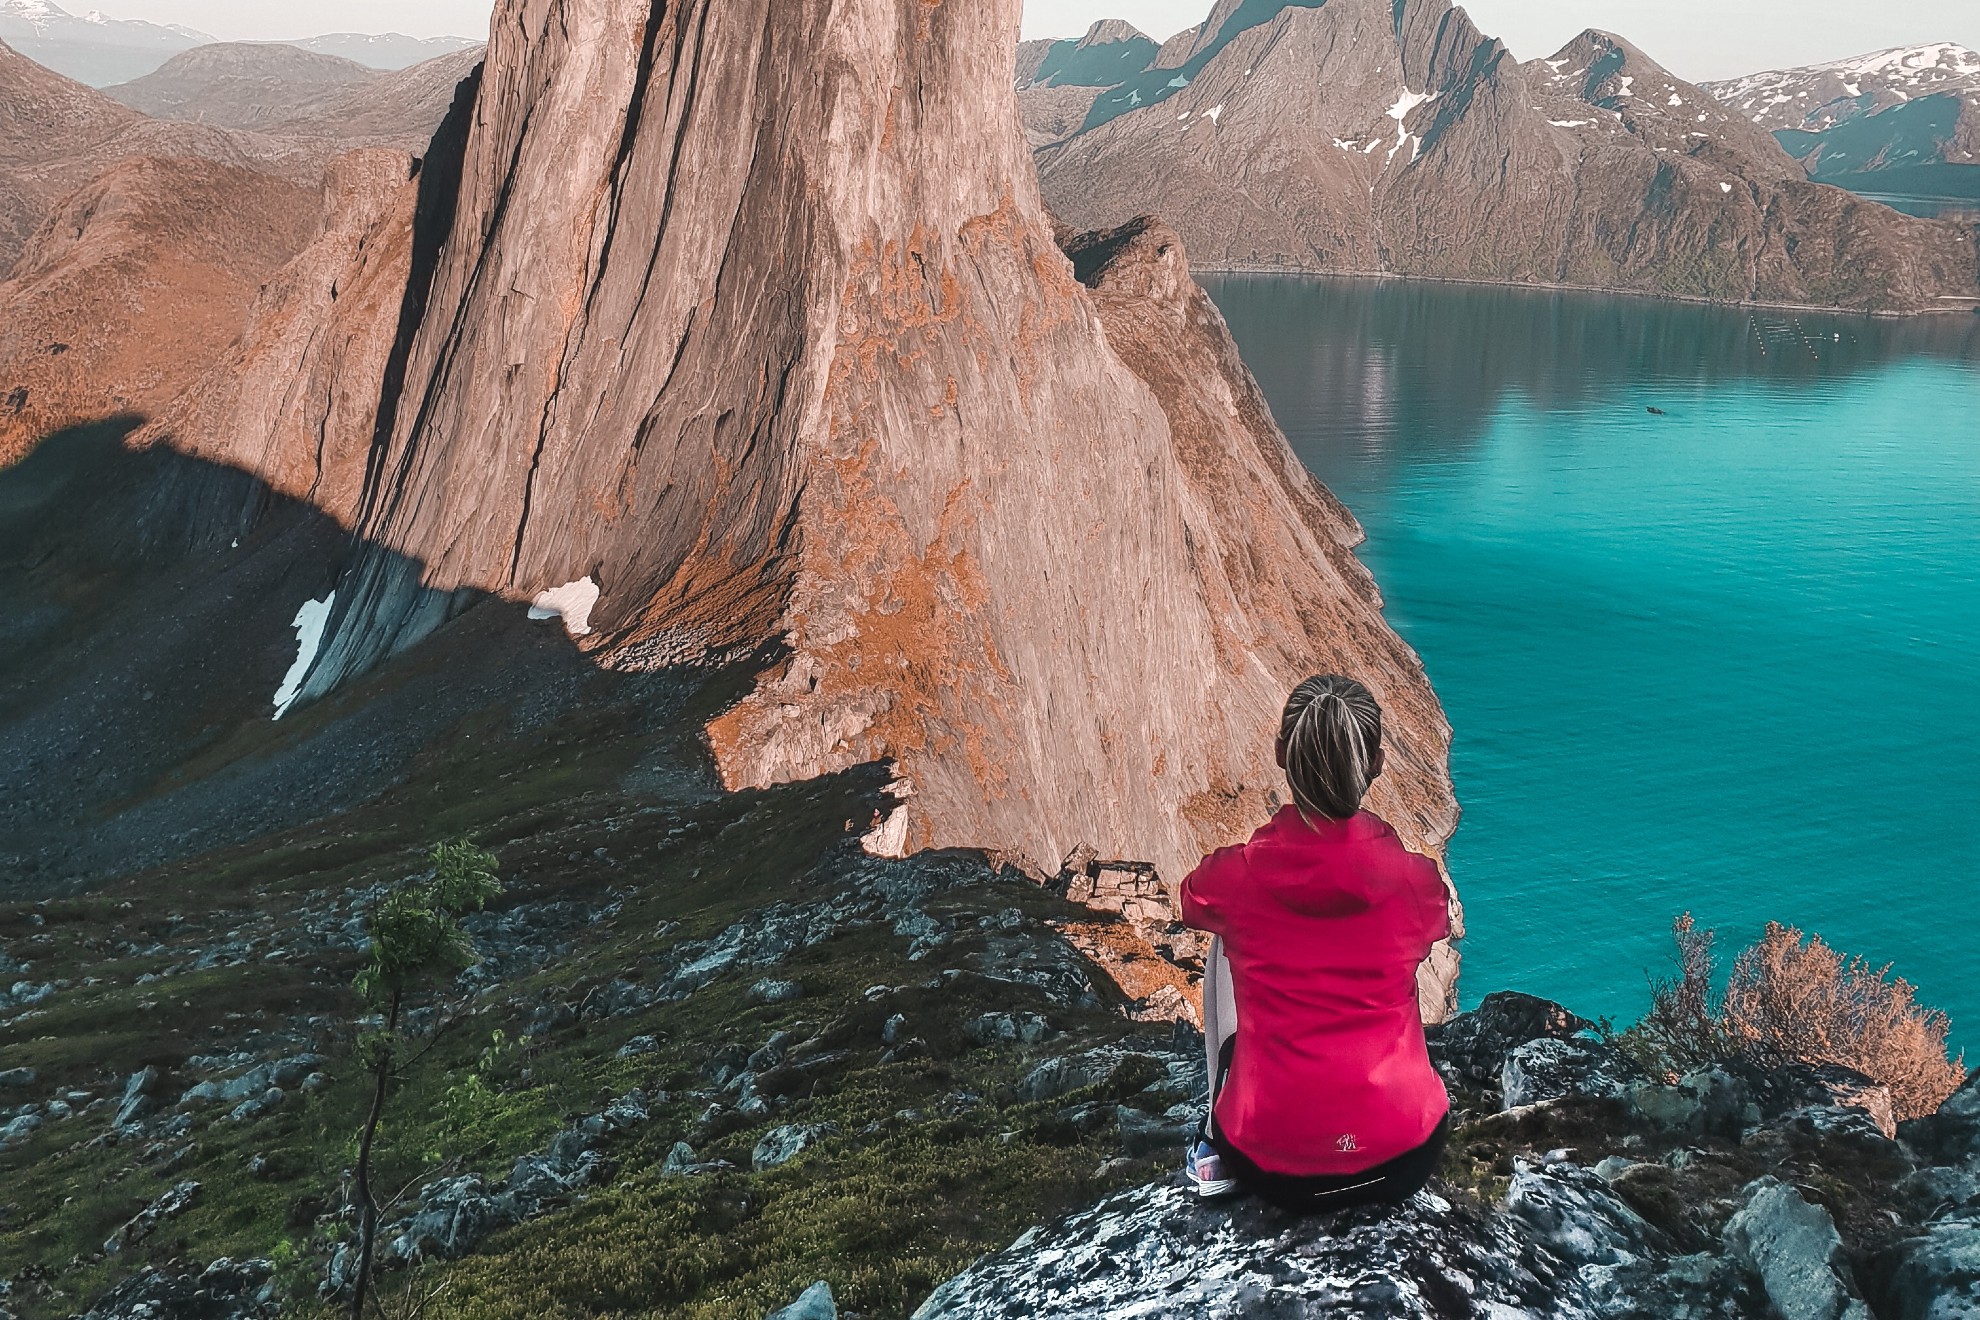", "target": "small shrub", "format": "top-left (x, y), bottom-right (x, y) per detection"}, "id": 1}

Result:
top-left (1723, 922), bottom-right (1965, 1120)
top-left (1614, 914), bottom-right (1740, 1081)
top-left (1620, 914), bottom-right (1965, 1120)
